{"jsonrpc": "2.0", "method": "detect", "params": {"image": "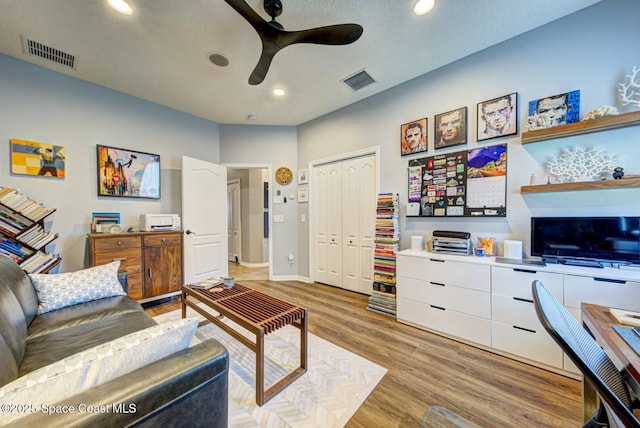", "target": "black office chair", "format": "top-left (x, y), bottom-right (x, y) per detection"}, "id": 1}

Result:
top-left (531, 280), bottom-right (640, 428)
